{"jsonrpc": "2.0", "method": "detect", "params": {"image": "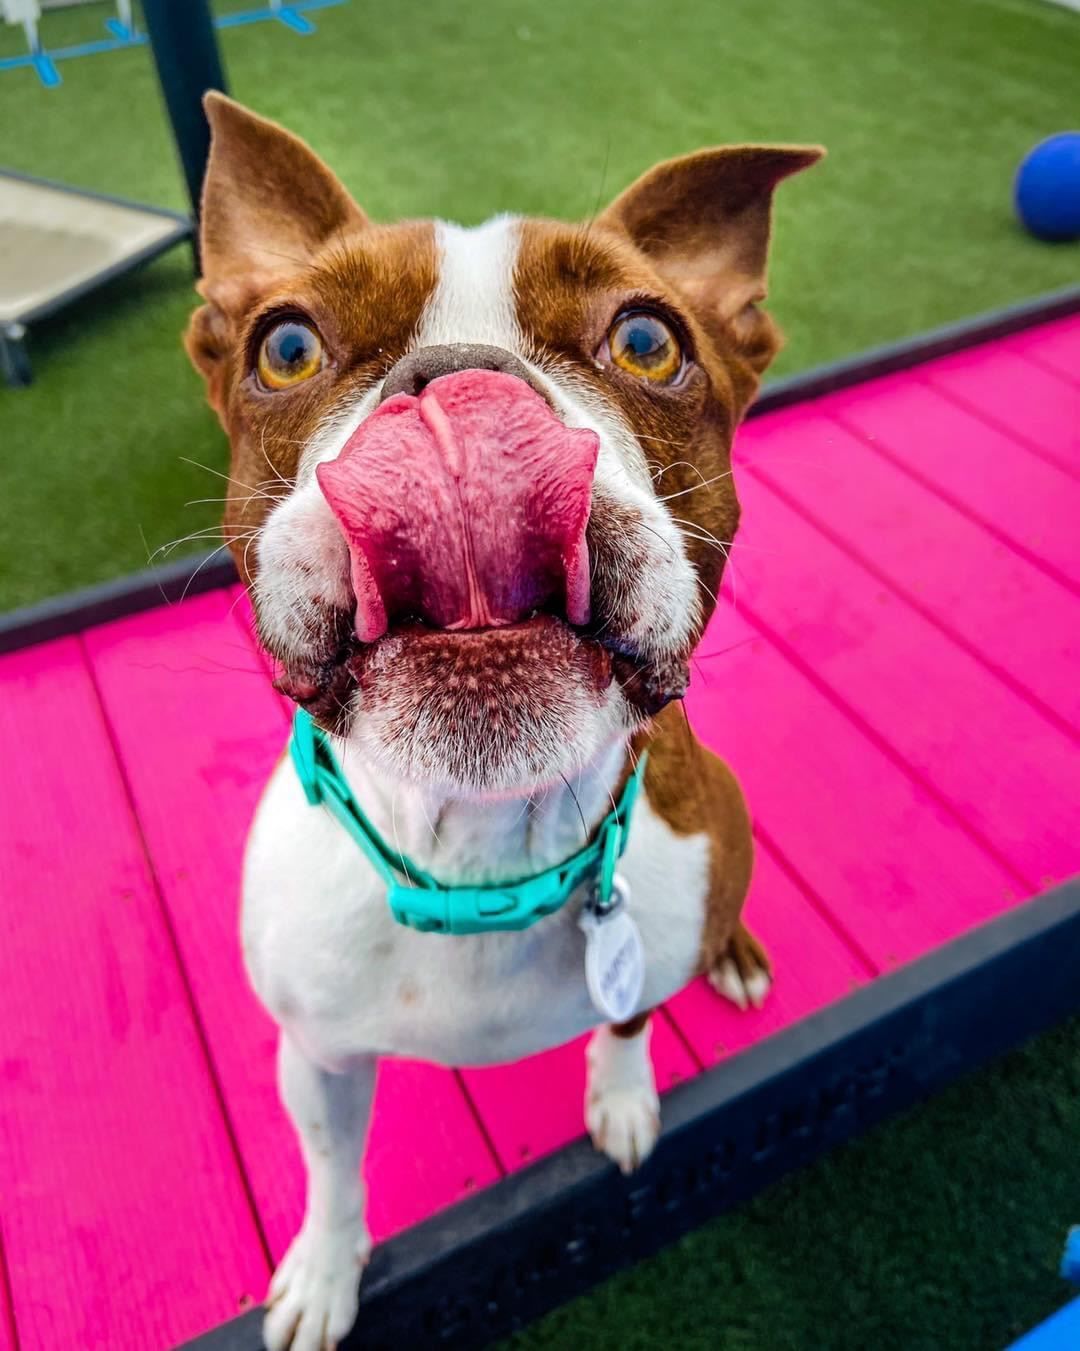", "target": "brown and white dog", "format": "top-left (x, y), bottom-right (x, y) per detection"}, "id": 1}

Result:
top-left (186, 93), bottom-right (821, 1351)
